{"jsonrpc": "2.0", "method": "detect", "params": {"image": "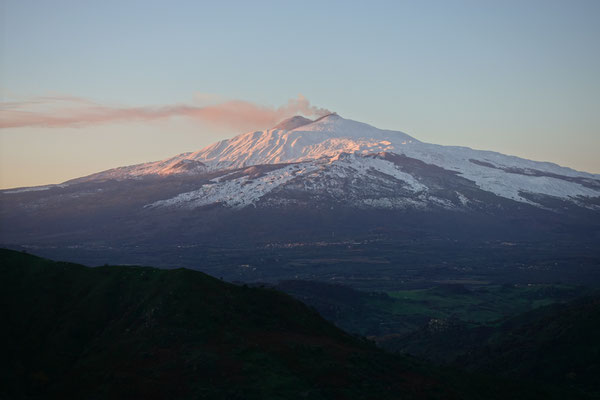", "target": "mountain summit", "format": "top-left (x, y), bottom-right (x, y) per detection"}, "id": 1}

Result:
top-left (2, 113), bottom-right (600, 280)
top-left (1, 114), bottom-right (599, 271)
top-left (272, 115), bottom-right (313, 131)
top-left (60, 114), bottom-right (599, 210)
